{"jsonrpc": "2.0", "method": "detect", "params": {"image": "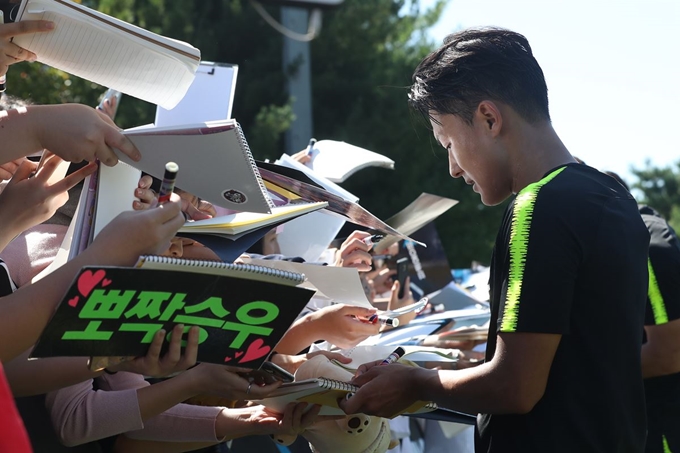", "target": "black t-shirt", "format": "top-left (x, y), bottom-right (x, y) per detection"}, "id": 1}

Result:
top-left (476, 163), bottom-right (649, 453)
top-left (640, 205), bottom-right (680, 327)
top-left (639, 205), bottom-right (680, 443)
